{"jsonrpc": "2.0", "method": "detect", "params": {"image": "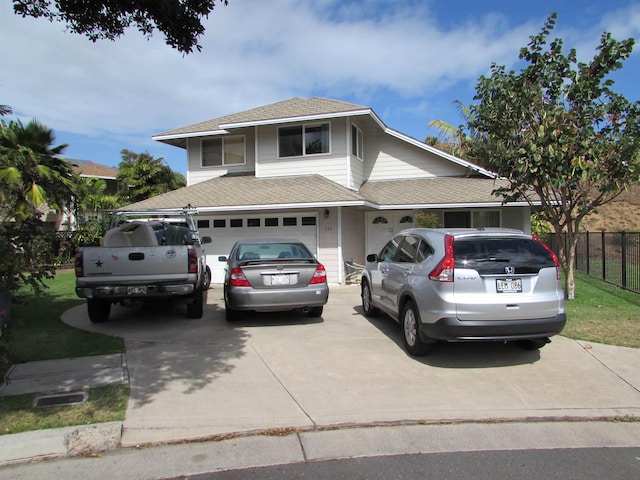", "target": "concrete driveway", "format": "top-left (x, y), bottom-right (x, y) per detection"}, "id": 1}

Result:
top-left (62, 285), bottom-right (640, 447)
